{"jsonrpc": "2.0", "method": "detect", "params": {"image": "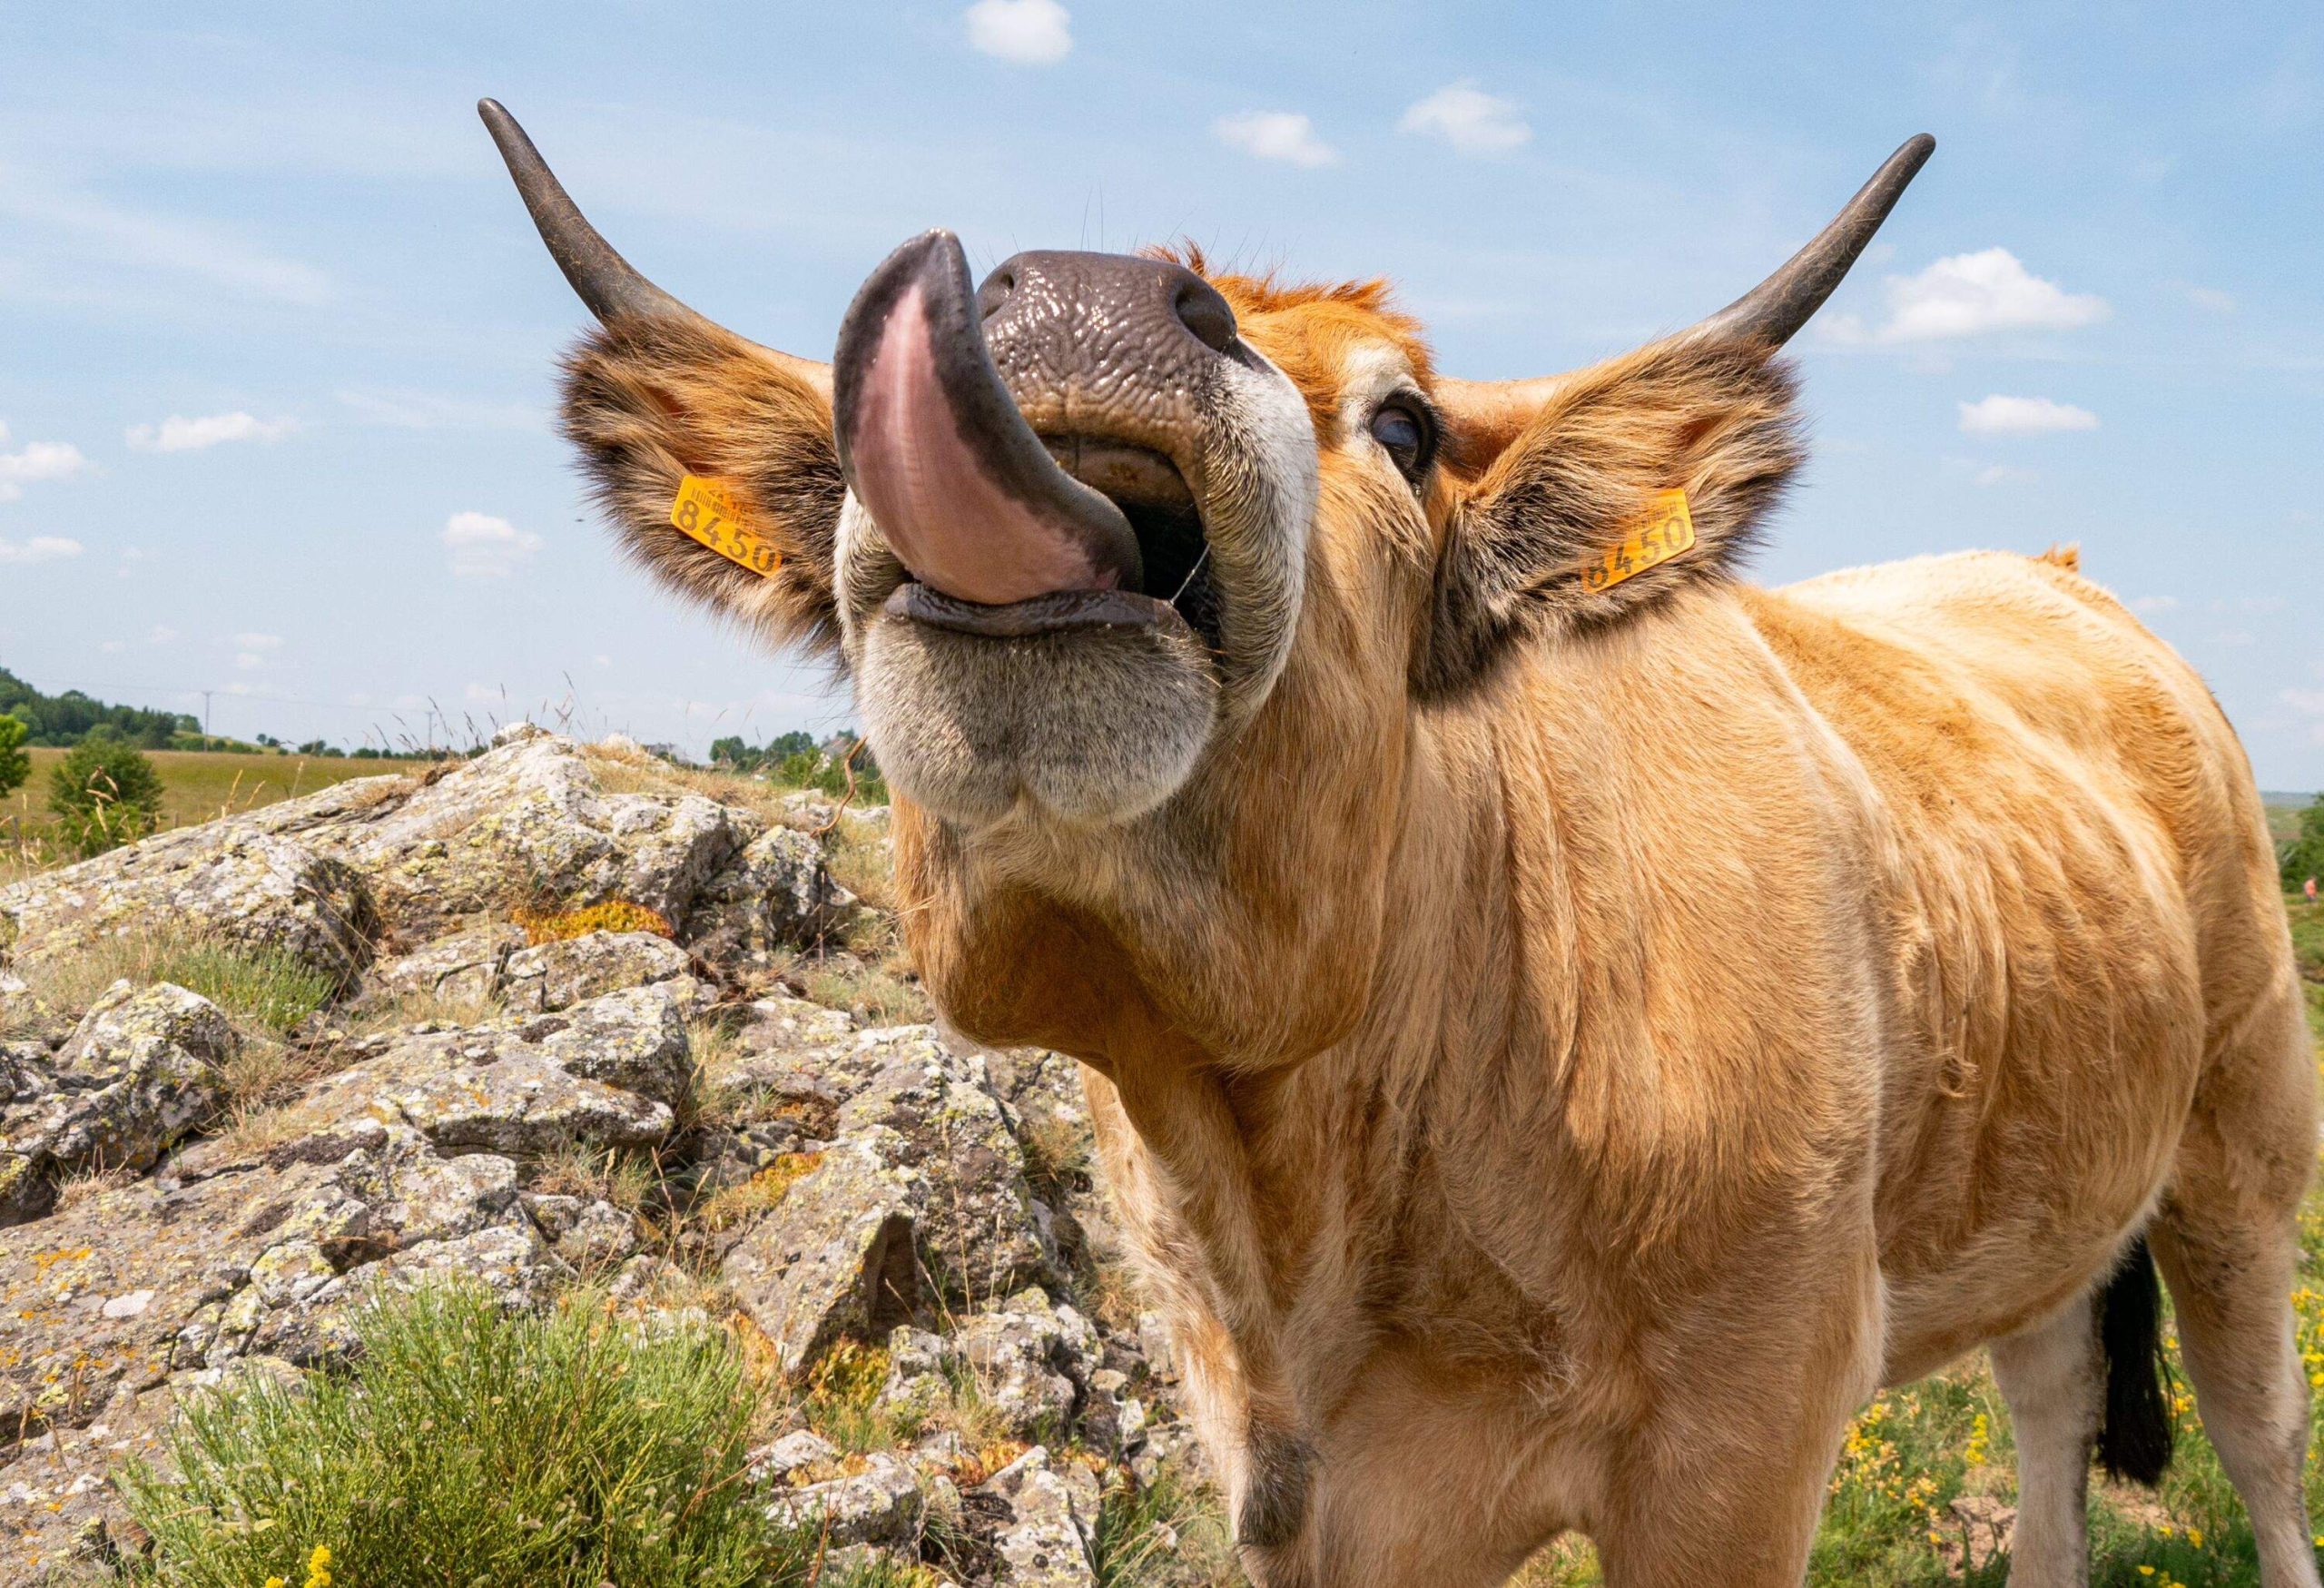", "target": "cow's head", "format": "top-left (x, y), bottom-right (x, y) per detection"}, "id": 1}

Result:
top-left (485, 102), bottom-right (1928, 1067)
